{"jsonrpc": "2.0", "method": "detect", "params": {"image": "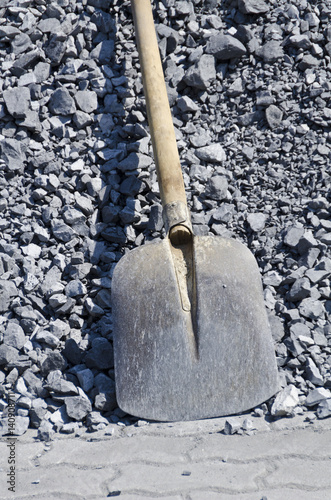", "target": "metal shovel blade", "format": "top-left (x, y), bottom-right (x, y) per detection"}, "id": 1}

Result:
top-left (112, 235), bottom-right (279, 422)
